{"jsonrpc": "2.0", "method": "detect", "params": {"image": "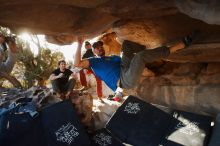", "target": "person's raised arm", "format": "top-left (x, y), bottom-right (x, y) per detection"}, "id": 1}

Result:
top-left (74, 37), bottom-right (90, 68)
top-left (8, 41), bottom-right (17, 54)
top-left (2, 40), bottom-right (18, 73)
